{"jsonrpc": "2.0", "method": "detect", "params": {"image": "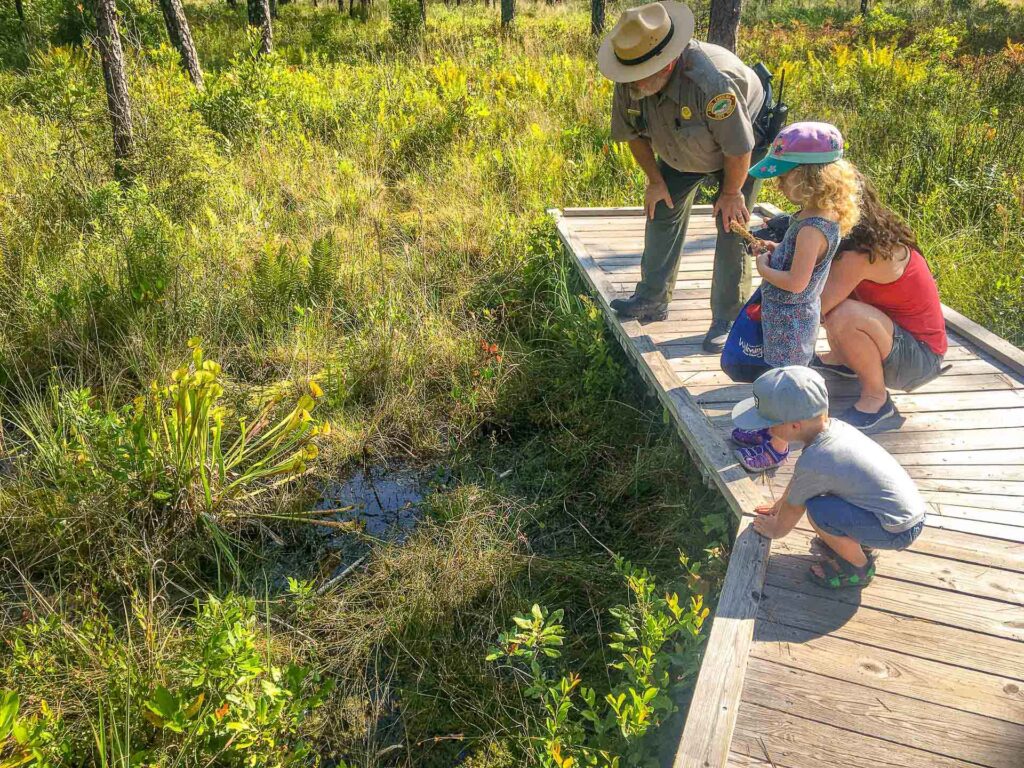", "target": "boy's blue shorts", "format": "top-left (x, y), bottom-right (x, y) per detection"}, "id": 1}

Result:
top-left (806, 495), bottom-right (924, 551)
